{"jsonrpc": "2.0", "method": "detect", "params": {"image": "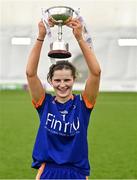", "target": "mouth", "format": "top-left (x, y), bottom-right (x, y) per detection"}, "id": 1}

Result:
top-left (56, 86), bottom-right (72, 94)
top-left (55, 87), bottom-right (72, 101)
top-left (58, 88), bottom-right (68, 93)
